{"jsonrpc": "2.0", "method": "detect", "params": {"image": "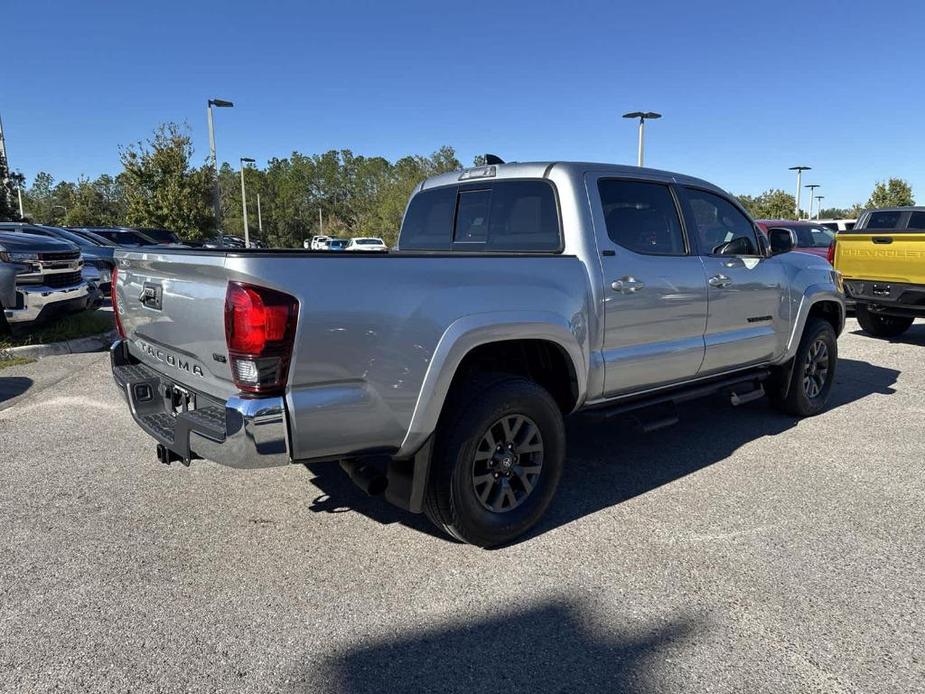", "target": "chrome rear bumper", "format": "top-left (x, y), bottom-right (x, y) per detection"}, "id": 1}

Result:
top-left (111, 339), bottom-right (290, 469)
